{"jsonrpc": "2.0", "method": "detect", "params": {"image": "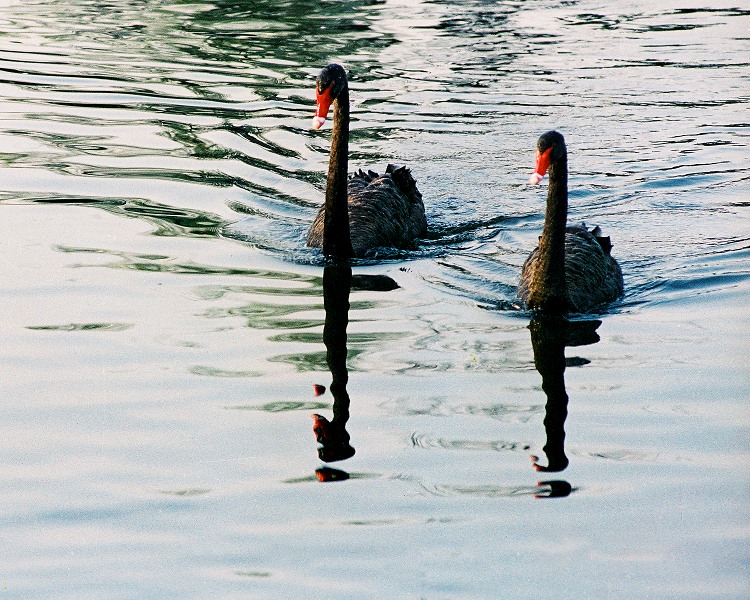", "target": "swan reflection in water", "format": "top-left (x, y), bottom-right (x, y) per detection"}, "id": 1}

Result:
top-left (308, 265), bottom-right (604, 495)
top-left (529, 315), bottom-right (602, 498)
top-left (312, 264), bottom-right (398, 482)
